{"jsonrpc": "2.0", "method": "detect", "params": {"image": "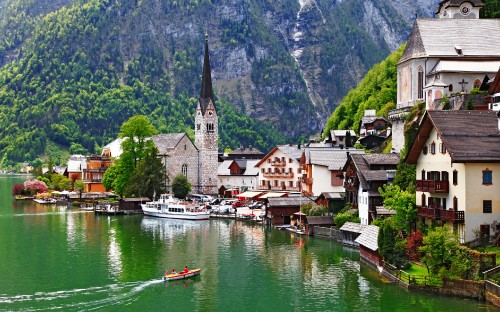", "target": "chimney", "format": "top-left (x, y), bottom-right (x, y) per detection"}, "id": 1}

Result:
top-left (249, 145), bottom-right (253, 150)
